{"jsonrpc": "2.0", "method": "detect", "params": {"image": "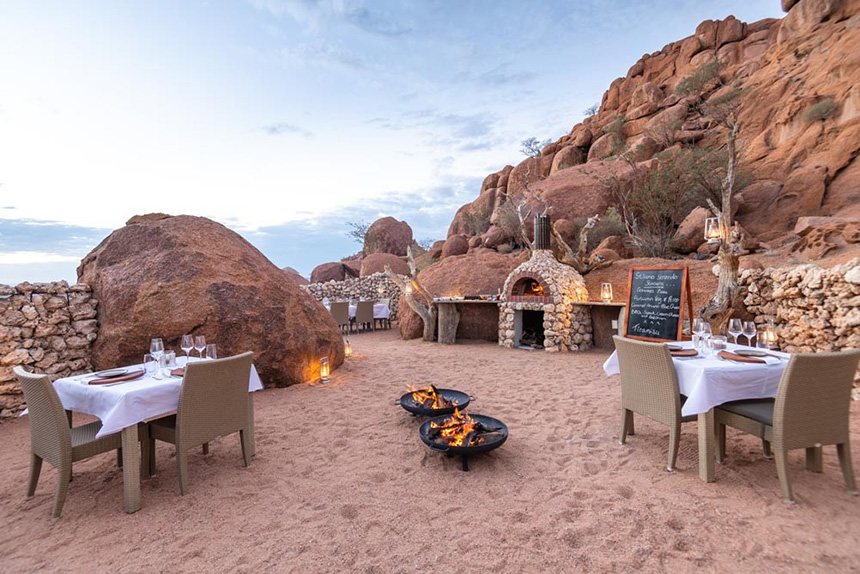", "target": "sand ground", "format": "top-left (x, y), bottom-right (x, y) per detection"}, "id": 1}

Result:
top-left (2, 329), bottom-right (860, 573)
